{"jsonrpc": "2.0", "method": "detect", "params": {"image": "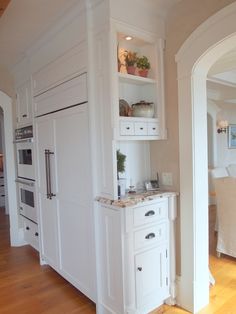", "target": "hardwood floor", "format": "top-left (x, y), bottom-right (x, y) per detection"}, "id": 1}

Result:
top-left (152, 205), bottom-right (236, 314)
top-left (1, 206), bottom-right (235, 313)
top-left (0, 207), bottom-right (96, 314)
